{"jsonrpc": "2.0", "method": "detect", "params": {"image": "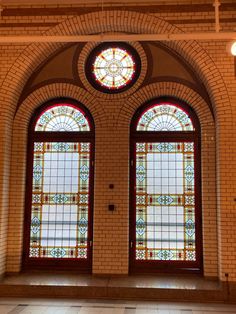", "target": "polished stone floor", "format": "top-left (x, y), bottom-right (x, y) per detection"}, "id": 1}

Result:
top-left (0, 272), bottom-right (224, 302)
top-left (1, 272), bottom-right (220, 289)
top-left (0, 298), bottom-right (236, 314)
